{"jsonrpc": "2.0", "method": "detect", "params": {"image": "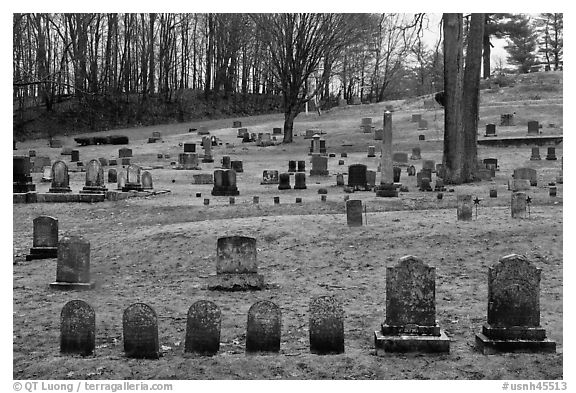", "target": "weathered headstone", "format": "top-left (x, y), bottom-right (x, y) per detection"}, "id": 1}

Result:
top-left (61, 147), bottom-right (73, 155)
top-left (123, 303), bottom-right (160, 359)
top-left (278, 173), bottom-right (291, 190)
top-left (50, 236), bottom-right (94, 290)
top-left (527, 120), bottom-right (540, 135)
top-left (233, 120), bottom-right (242, 128)
top-left (141, 171), bottom-right (153, 190)
top-left (246, 301), bottom-right (282, 353)
top-left (475, 254), bottom-right (556, 354)
top-left (294, 173), bottom-right (307, 189)
top-left (347, 164), bottom-right (368, 190)
top-left (273, 127), bottom-right (282, 135)
top-left (288, 160), bottom-right (297, 173)
top-left (70, 150), bottom-right (80, 163)
top-left (374, 128), bottom-right (383, 140)
top-left (221, 155), bottom-right (231, 169)
top-left (422, 160), bottom-right (436, 173)
top-left (108, 168), bottom-right (118, 183)
top-left (500, 113), bottom-right (514, 126)
top-left (297, 160), bottom-right (306, 172)
top-left (490, 187), bottom-right (498, 198)
top-left (81, 159), bottom-right (107, 194)
top-left (26, 216), bottom-right (59, 260)
top-left (393, 166), bottom-right (401, 183)
top-left (483, 158), bottom-right (498, 171)
top-left (118, 147), bottom-right (132, 158)
top-left (485, 123), bottom-right (497, 137)
top-left (185, 300), bottom-right (221, 355)
top-left (207, 236), bottom-right (264, 290)
top-left (514, 167), bottom-right (537, 186)
top-left (123, 164), bottom-right (144, 191)
top-left (310, 154), bottom-right (329, 176)
top-left (366, 170), bottom-right (376, 189)
top-left (511, 192), bottom-right (527, 218)
top-left (374, 255), bottom-right (450, 354)
top-left (211, 169), bottom-right (239, 196)
top-left (50, 138), bottom-right (63, 148)
top-left (346, 199), bottom-right (363, 227)
top-left (261, 170), bottom-right (279, 185)
top-left (202, 136), bottom-right (214, 163)
top-left (393, 152), bottom-right (408, 165)
top-left (117, 171), bottom-right (126, 191)
top-left (178, 153), bottom-right (200, 170)
top-left (13, 156), bottom-right (36, 193)
top-left (192, 173), bottom-right (214, 185)
top-left (41, 166), bottom-right (53, 183)
top-left (60, 300), bottom-right (95, 356)
top-left (367, 145), bottom-right (376, 157)
top-left (407, 165), bottom-right (416, 176)
top-left (336, 173), bottom-right (345, 186)
top-left (457, 194), bottom-right (473, 221)
top-left (546, 147), bottom-right (557, 161)
top-left (309, 296), bottom-right (344, 354)
top-left (410, 147), bottom-right (421, 160)
top-left (49, 161), bottom-right (72, 193)
top-left (530, 147), bottom-right (541, 160)
top-left (231, 160), bottom-right (244, 173)
top-left (183, 143), bottom-right (196, 153)
top-left (375, 111), bottom-right (397, 197)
